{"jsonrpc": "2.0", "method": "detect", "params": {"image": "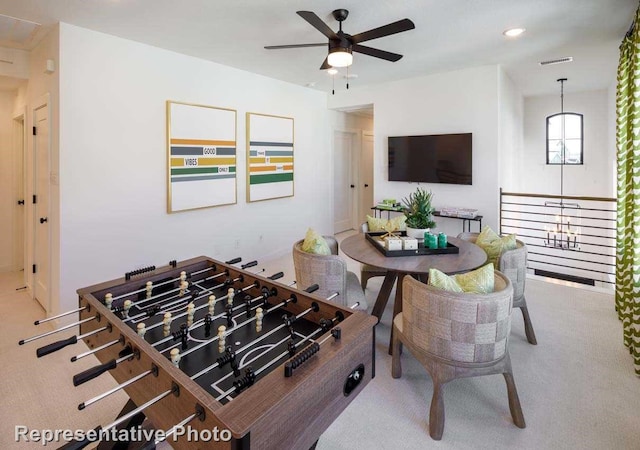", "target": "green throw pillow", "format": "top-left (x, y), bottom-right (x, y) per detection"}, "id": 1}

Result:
top-left (428, 264), bottom-right (495, 294)
top-left (475, 226), bottom-right (517, 268)
top-left (366, 215), bottom-right (407, 232)
top-left (301, 228), bottom-right (331, 255)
